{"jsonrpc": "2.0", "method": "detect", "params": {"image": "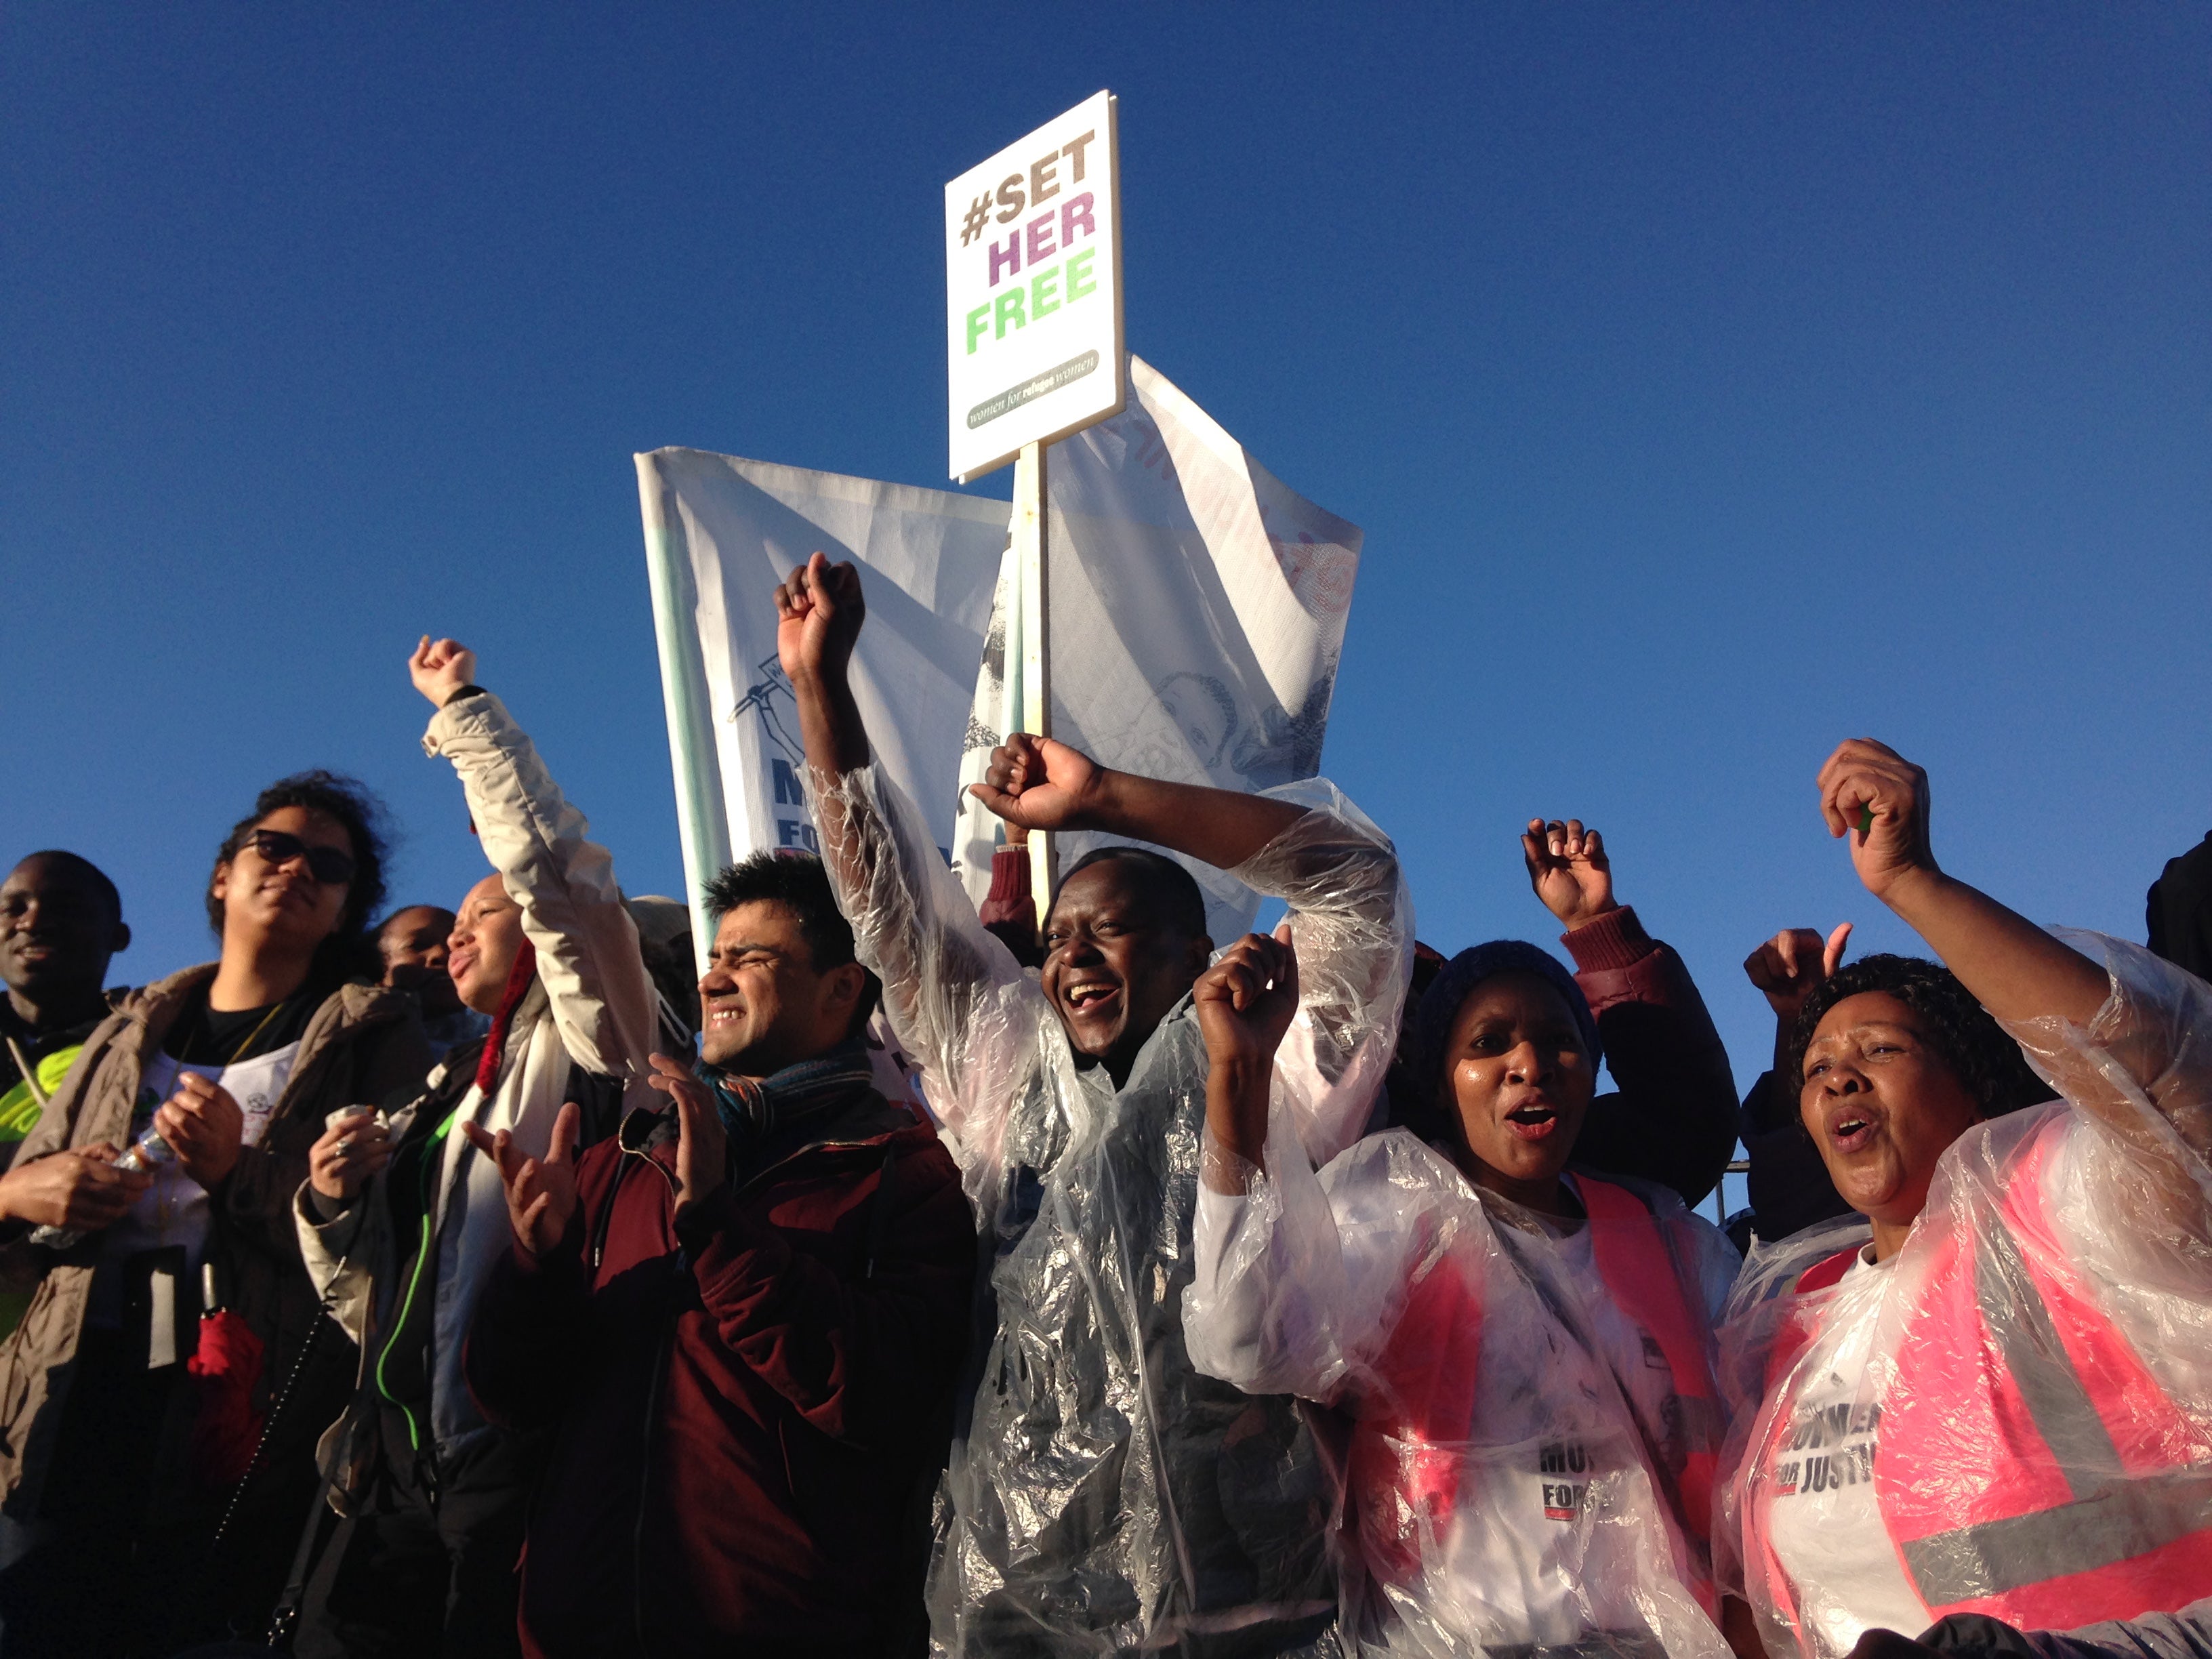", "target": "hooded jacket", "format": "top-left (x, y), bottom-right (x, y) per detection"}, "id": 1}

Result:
top-left (807, 762), bottom-right (1412, 1657)
top-left (1718, 933), bottom-right (2212, 1659)
top-left (1186, 914), bottom-right (1742, 1659)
